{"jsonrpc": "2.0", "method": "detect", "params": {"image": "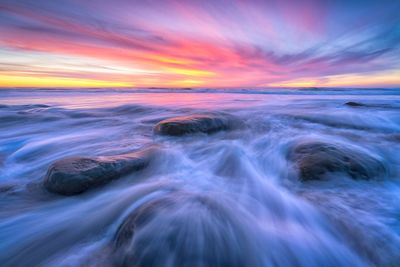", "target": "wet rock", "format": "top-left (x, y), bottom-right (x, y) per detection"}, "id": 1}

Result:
top-left (344, 101), bottom-right (396, 109)
top-left (345, 101), bottom-right (365, 107)
top-left (154, 113), bottom-right (242, 136)
top-left (44, 147), bottom-right (157, 195)
top-left (112, 194), bottom-right (260, 267)
top-left (0, 183), bottom-right (15, 193)
top-left (289, 141), bottom-right (386, 181)
top-left (386, 134), bottom-right (400, 142)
